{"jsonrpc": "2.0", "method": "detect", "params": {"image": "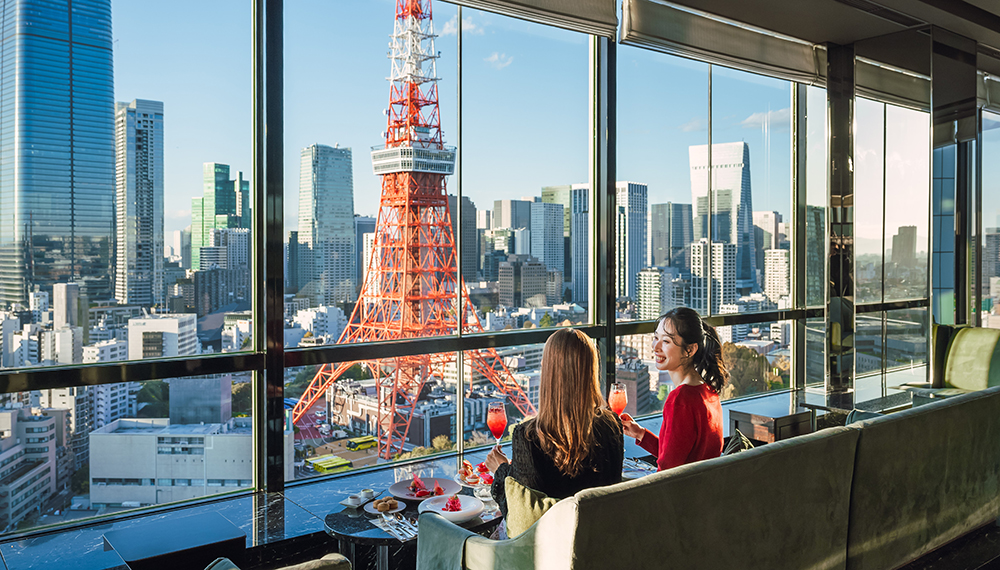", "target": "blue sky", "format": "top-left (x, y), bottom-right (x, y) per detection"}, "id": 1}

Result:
top-left (114, 0), bottom-right (807, 239)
